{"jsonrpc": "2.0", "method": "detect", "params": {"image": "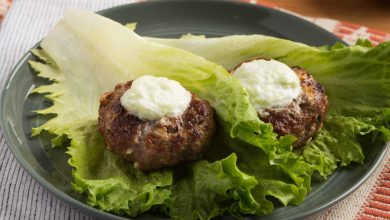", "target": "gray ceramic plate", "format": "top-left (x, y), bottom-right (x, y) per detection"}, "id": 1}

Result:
top-left (0, 0), bottom-right (388, 219)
